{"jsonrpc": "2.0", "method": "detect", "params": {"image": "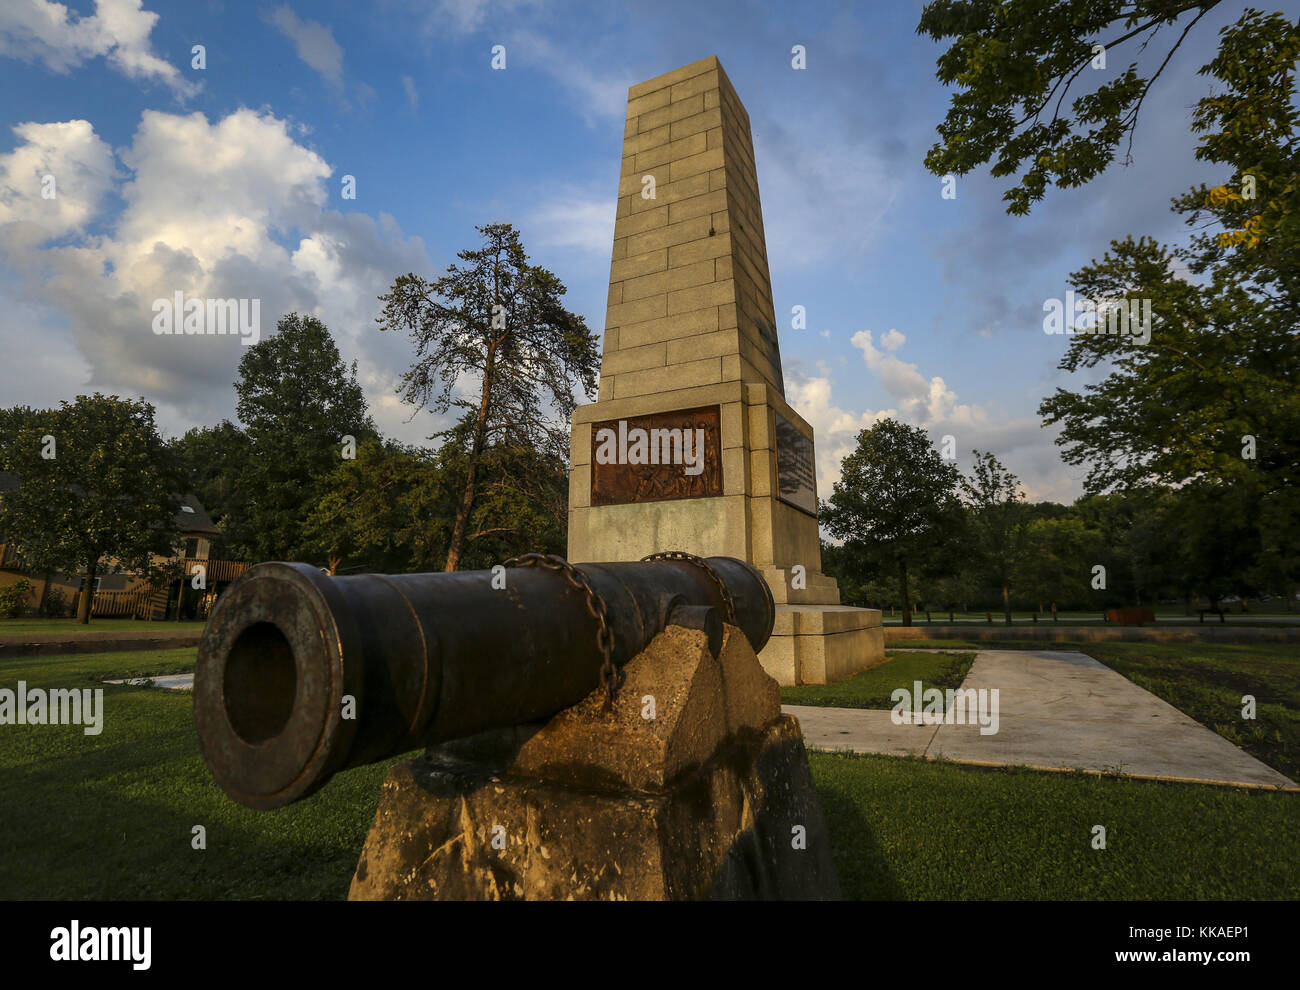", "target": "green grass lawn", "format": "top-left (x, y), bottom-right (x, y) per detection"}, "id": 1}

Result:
top-left (0, 647), bottom-right (399, 899)
top-left (812, 751), bottom-right (1300, 899)
top-left (3, 647), bottom-right (1297, 900)
top-left (0, 618), bottom-right (207, 638)
top-left (920, 603), bottom-right (1297, 617)
top-left (781, 651), bottom-right (975, 709)
top-left (893, 640), bottom-right (1300, 781)
top-left (878, 604), bottom-right (1300, 624)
